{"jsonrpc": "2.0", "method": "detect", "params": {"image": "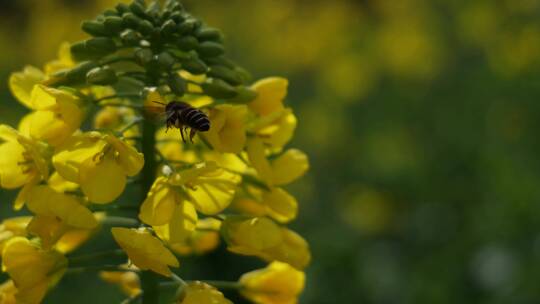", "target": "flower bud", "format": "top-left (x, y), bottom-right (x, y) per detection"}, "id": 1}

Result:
top-left (103, 9), bottom-right (118, 17)
top-left (176, 36), bottom-right (198, 51)
top-left (181, 57), bottom-right (208, 75)
top-left (160, 19), bottom-right (177, 37)
top-left (135, 48), bottom-right (154, 66)
top-left (120, 29), bottom-right (142, 46)
top-left (138, 19), bottom-right (155, 35)
top-left (116, 3), bottom-right (130, 14)
top-left (227, 86), bottom-right (257, 104)
top-left (208, 65), bottom-right (243, 85)
top-left (196, 27), bottom-right (223, 42)
top-left (129, 2), bottom-right (148, 19)
top-left (168, 74), bottom-right (187, 96)
top-left (205, 56), bottom-right (235, 69)
top-left (86, 37), bottom-right (117, 54)
top-left (177, 19), bottom-right (196, 35)
top-left (157, 52), bottom-right (175, 70)
top-left (170, 11), bottom-right (185, 23)
top-left (70, 41), bottom-right (94, 60)
top-left (122, 12), bottom-right (141, 28)
top-left (104, 16), bottom-right (124, 33)
top-left (66, 61), bottom-right (100, 83)
top-left (86, 66), bottom-right (118, 85)
top-left (202, 79), bottom-right (238, 99)
top-left (197, 41), bottom-right (225, 58)
top-left (82, 20), bottom-right (108, 36)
